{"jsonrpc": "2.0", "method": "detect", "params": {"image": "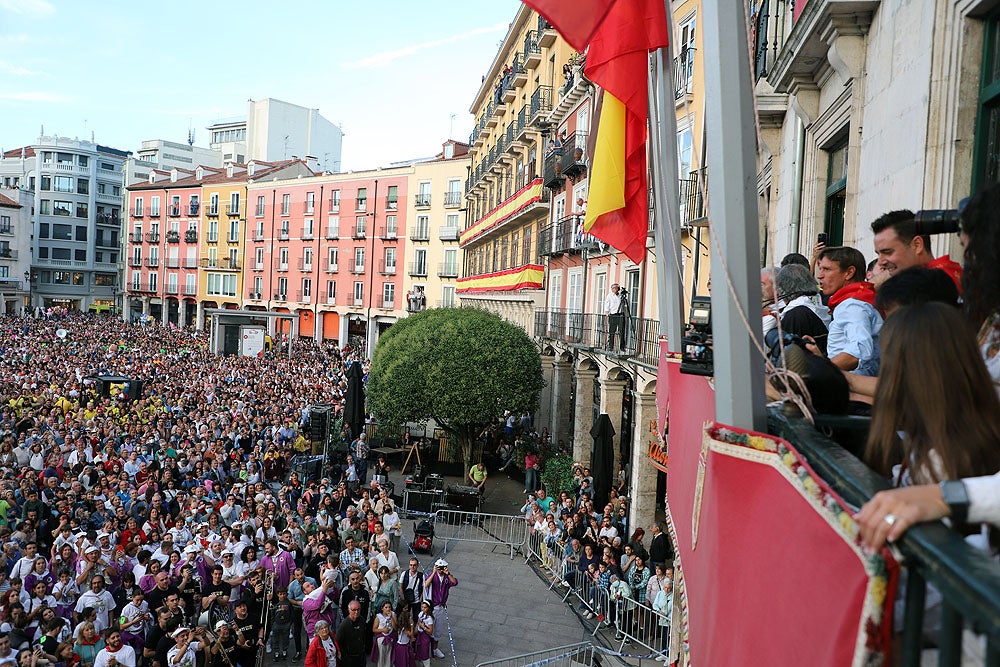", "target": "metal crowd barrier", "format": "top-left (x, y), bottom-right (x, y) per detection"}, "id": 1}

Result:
top-left (430, 509), bottom-right (528, 559)
top-left (474, 641), bottom-right (599, 667)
